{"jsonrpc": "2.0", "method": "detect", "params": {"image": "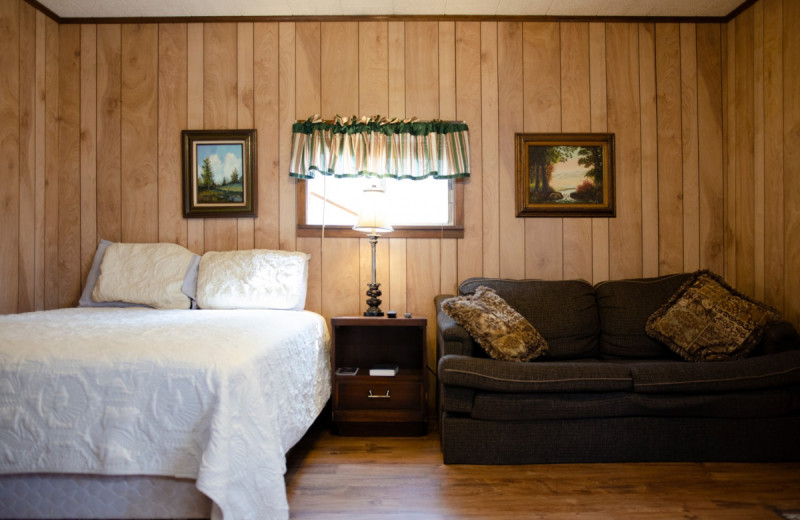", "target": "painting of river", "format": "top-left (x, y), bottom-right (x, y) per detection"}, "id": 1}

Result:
top-left (515, 133), bottom-right (615, 218)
